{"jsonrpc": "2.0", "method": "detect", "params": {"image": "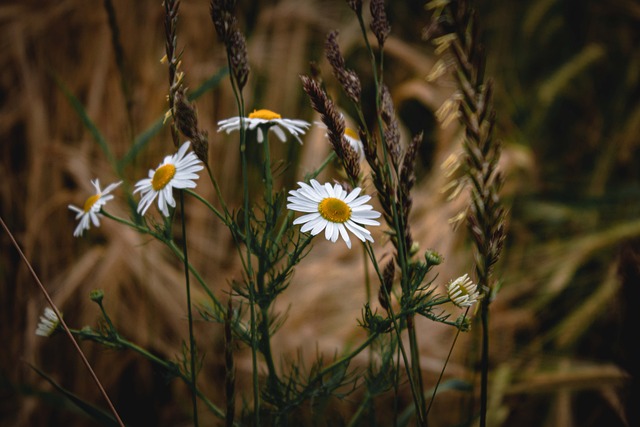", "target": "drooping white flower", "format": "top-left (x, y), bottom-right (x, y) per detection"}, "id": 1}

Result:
top-left (68, 179), bottom-right (122, 237)
top-left (287, 179), bottom-right (381, 249)
top-left (134, 141), bottom-right (203, 217)
top-left (35, 307), bottom-right (60, 337)
top-left (343, 127), bottom-right (365, 161)
top-left (447, 274), bottom-right (481, 308)
top-left (217, 108), bottom-right (311, 144)
top-left (315, 121), bottom-right (366, 162)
